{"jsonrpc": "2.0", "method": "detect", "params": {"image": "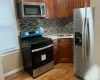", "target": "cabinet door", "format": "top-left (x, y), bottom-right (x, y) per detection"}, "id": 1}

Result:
top-left (43, 0), bottom-right (57, 18)
top-left (56, 0), bottom-right (69, 17)
top-left (73, 0), bottom-right (84, 9)
top-left (53, 39), bottom-right (59, 64)
top-left (56, 0), bottom-right (90, 17)
top-left (58, 39), bottom-right (71, 63)
top-left (85, 0), bottom-right (90, 7)
top-left (68, 0), bottom-right (74, 17)
top-left (73, 0), bottom-right (90, 9)
top-left (70, 39), bottom-right (74, 63)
